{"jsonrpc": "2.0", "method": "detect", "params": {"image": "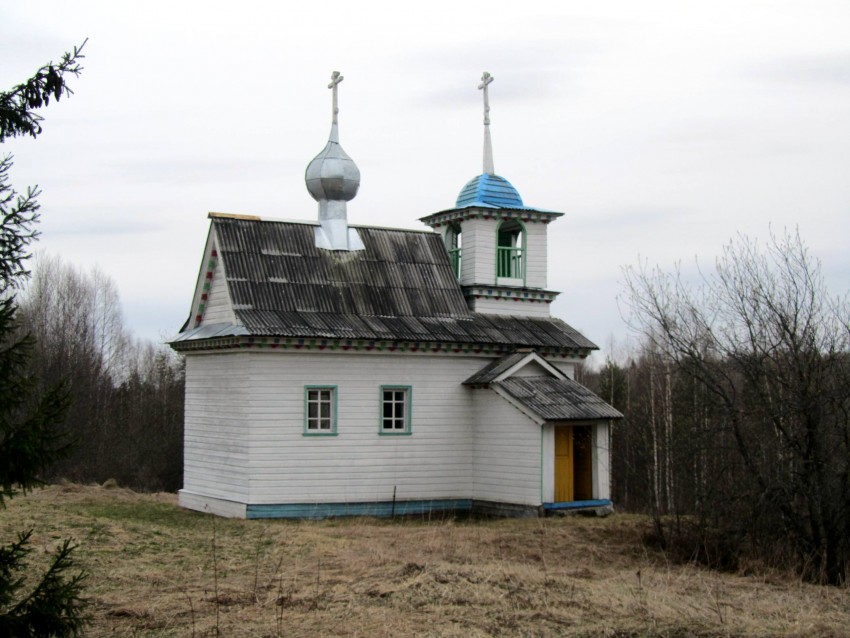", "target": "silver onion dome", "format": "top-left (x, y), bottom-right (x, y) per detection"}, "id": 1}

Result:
top-left (306, 71), bottom-right (364, 251)
top-left (305, 122), bottom-right (360, 202)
